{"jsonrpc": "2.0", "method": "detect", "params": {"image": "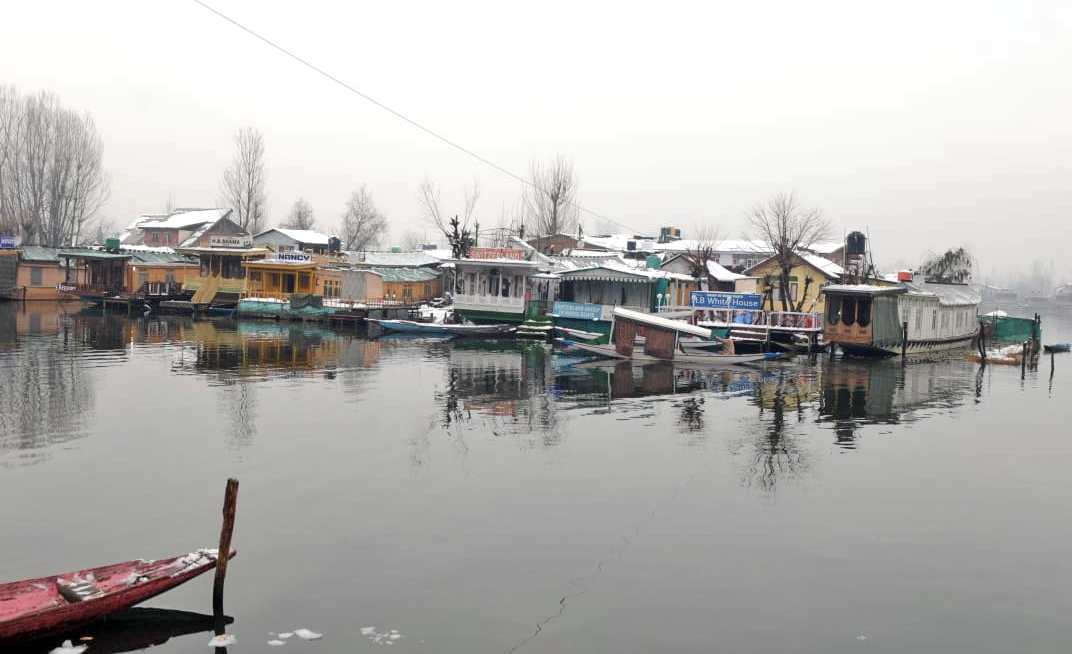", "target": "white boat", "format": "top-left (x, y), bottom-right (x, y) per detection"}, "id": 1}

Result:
top-left (557, 307), bottom-right (778, 366)
top-left (369, 319), bottom-right (514, 337)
